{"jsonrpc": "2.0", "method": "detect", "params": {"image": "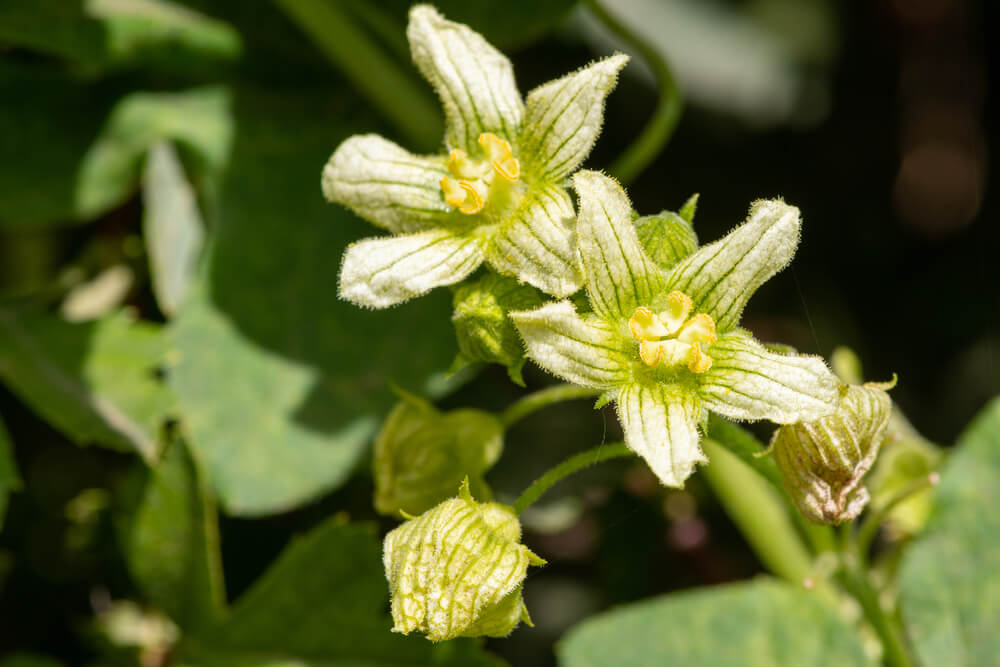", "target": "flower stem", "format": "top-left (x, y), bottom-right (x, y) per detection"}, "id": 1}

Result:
top-left (855, 472), bottom-right (939, 568)
top-left (512, 442), bottom-right (632, 515)
top-left (500, 384), bottom-right (602, 429)
top-left (274, 0), bottom-right (442, 149)
top-left (836, 555), bottom-right (914, 667)
top-left (583, 0), bottom-right (683, 184)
